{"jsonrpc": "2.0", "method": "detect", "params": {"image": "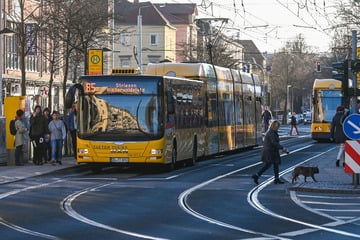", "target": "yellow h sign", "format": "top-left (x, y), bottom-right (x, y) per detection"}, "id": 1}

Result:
top-left (88, 49), bottom-right (103, 75)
